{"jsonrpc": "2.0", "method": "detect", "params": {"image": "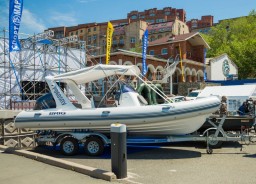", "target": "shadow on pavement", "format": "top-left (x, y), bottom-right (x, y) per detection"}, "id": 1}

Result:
top-left (243, 154), bottom-right (256, 158)
top-left (31, 143), bottom-right (202, 160)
